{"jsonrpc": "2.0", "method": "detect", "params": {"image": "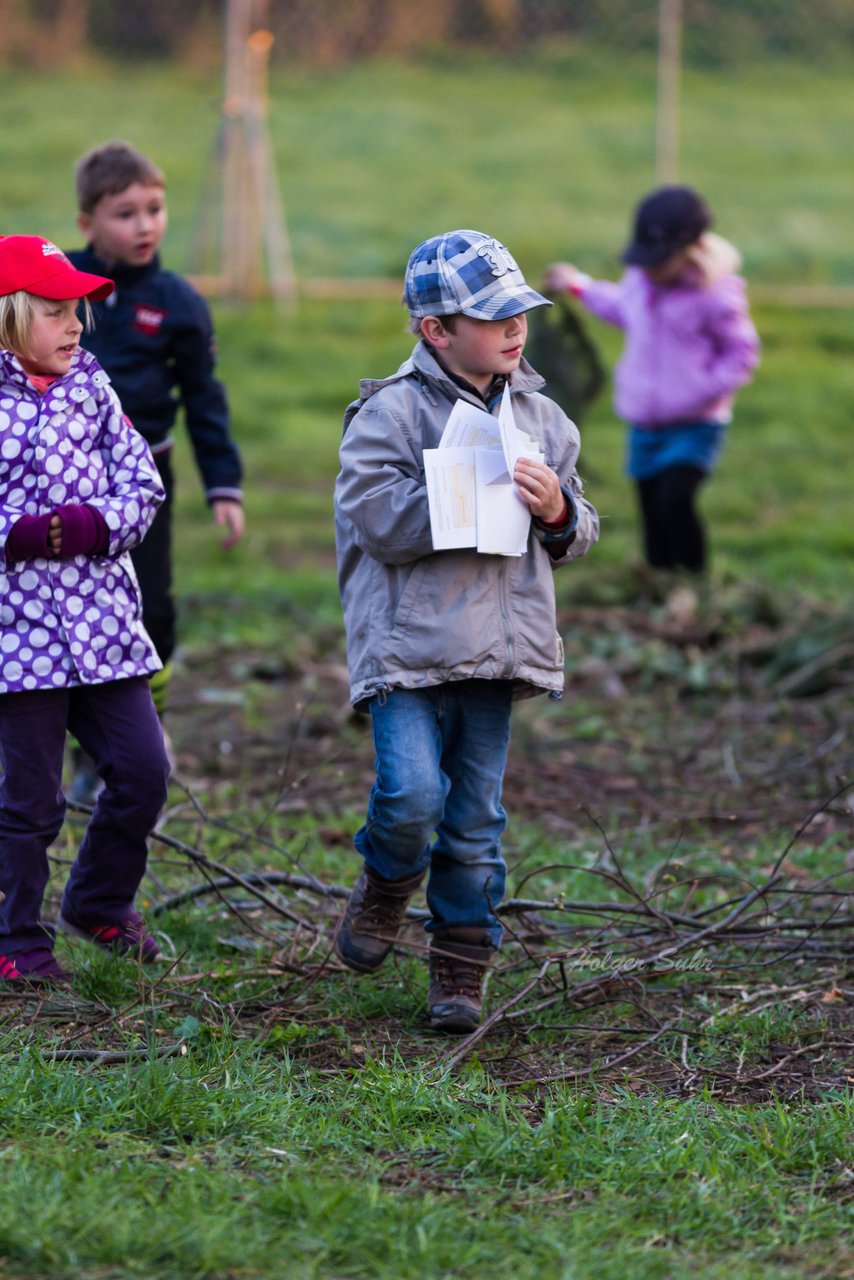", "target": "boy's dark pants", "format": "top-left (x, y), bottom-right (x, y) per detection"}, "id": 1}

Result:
top-left (0, 678), bottom-right (170, 953)
top-left (131, 450), bottom-right (176, 665)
